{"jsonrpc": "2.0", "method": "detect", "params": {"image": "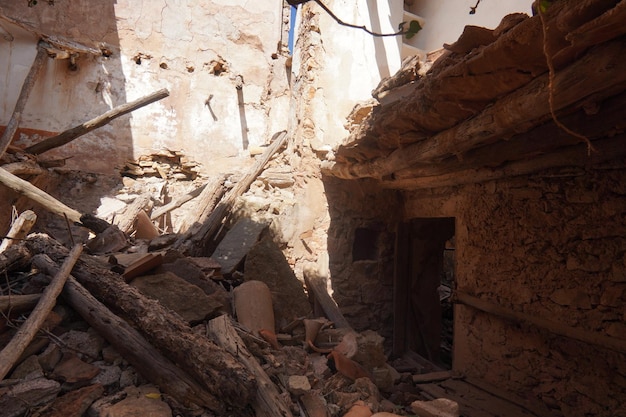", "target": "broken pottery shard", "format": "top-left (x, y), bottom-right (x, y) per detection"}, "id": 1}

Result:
top-left (233, 280), bottom-right (275, 335)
